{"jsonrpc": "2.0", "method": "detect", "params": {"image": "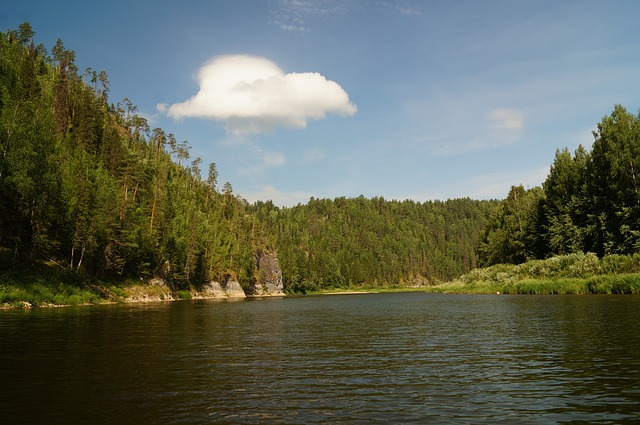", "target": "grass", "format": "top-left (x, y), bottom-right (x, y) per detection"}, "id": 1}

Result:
top-left (302, 254), bottom-right (640, 296)
top-left (586, 273), bottom-right (640, 294)
top-left (427, 275), bottom-right (640, 295)
top-left (3, 252), bottom-right (640, 307)
top-left (0, 274), bottom-right (104, 308)
top-left (427, 253), bottom-right (640, 295)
